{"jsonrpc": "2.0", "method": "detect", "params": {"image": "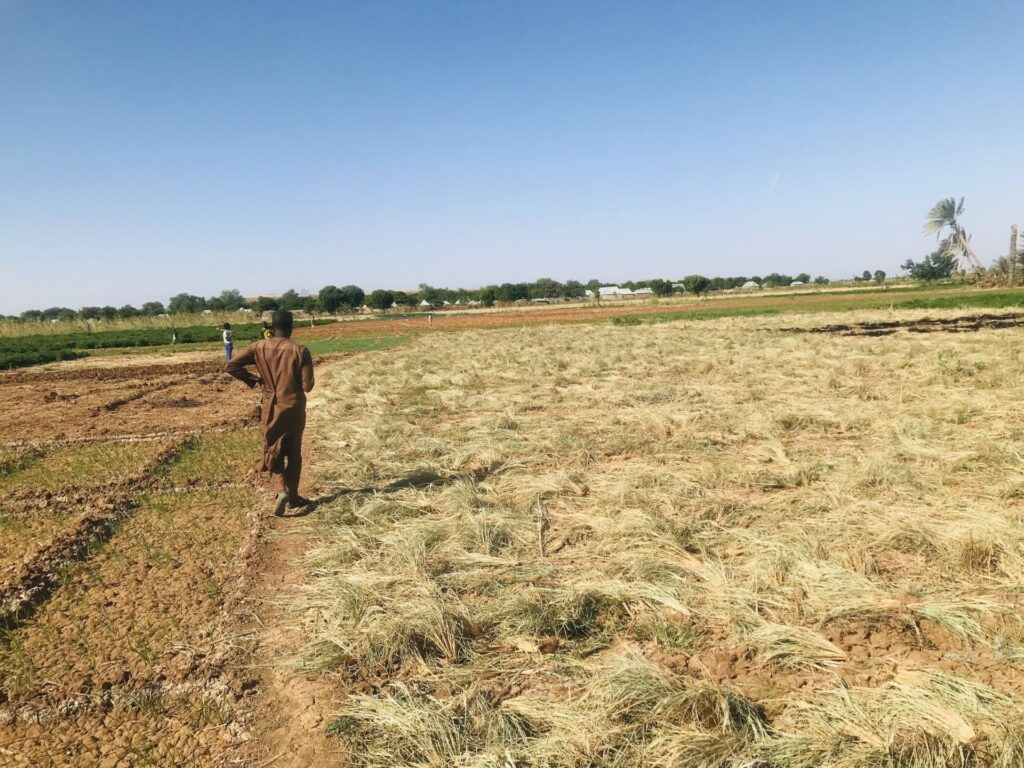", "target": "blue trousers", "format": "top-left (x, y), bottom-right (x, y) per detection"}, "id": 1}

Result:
top-left (225, 343), bottom-right (233, 360)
